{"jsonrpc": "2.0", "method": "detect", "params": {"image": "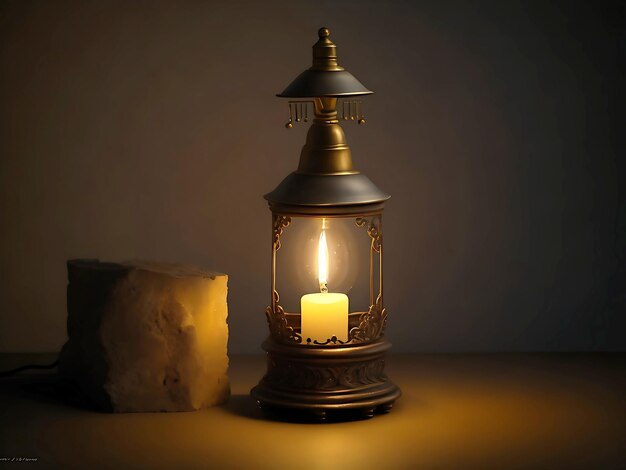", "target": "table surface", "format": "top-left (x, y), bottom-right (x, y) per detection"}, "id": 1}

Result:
top-left (0, 353), bottom-right (625, 469)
